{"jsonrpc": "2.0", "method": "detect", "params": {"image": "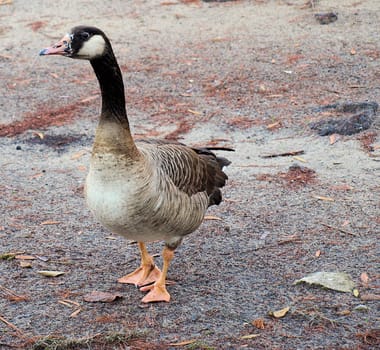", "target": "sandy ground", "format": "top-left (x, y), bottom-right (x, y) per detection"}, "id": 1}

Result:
top-left (0, 0), bottom-right (379, 349)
